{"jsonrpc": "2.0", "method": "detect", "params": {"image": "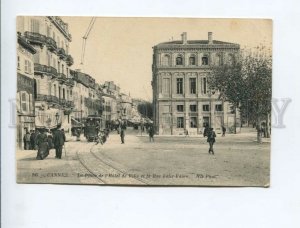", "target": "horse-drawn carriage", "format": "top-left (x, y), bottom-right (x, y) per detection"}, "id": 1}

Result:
top-left (84, 115), bottom-right (103, 142)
